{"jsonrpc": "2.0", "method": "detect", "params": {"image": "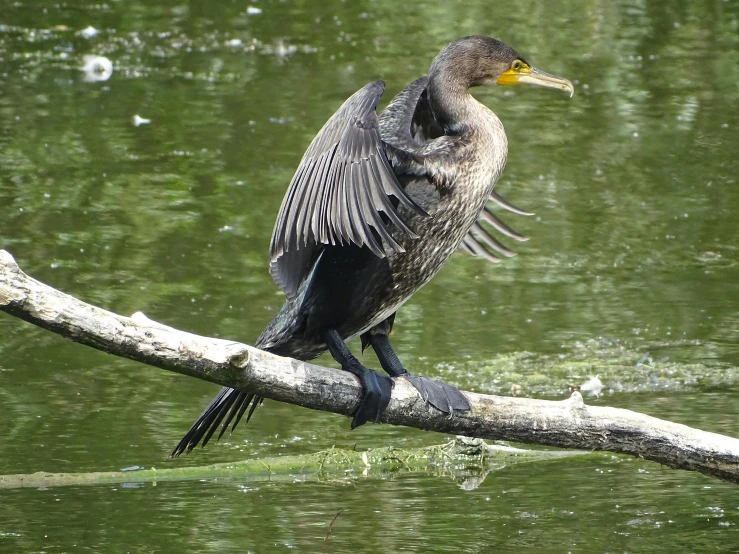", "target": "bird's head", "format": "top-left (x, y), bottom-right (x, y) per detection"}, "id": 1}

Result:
top-left (429, 36), bottom-right (574, 97)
